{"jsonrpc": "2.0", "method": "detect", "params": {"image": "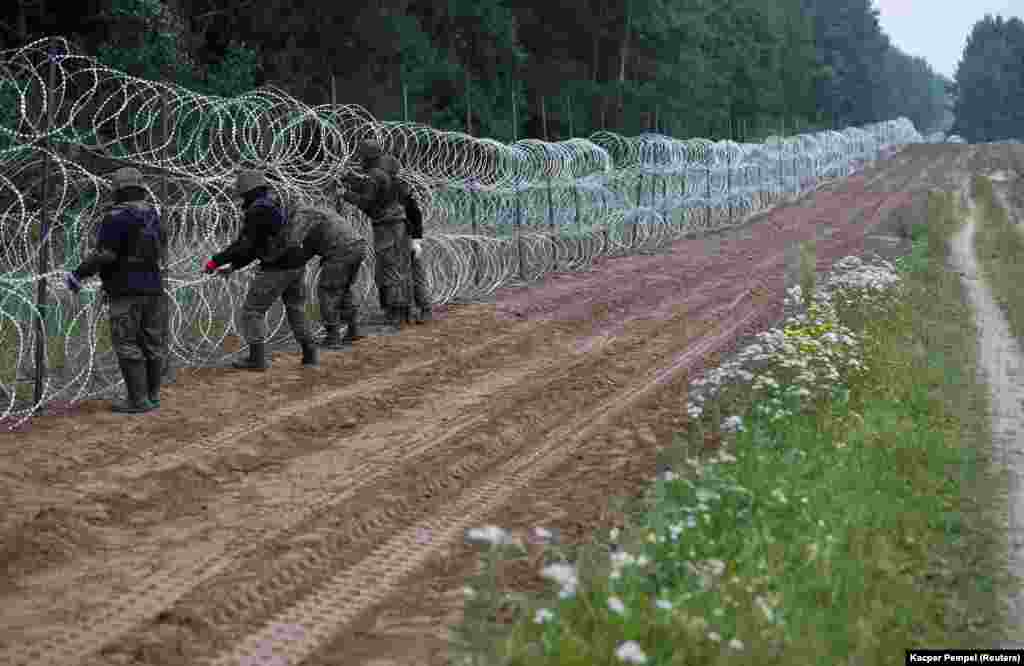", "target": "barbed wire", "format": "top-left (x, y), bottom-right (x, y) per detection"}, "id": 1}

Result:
top-left (0, 36), bottom-right (923, 427)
